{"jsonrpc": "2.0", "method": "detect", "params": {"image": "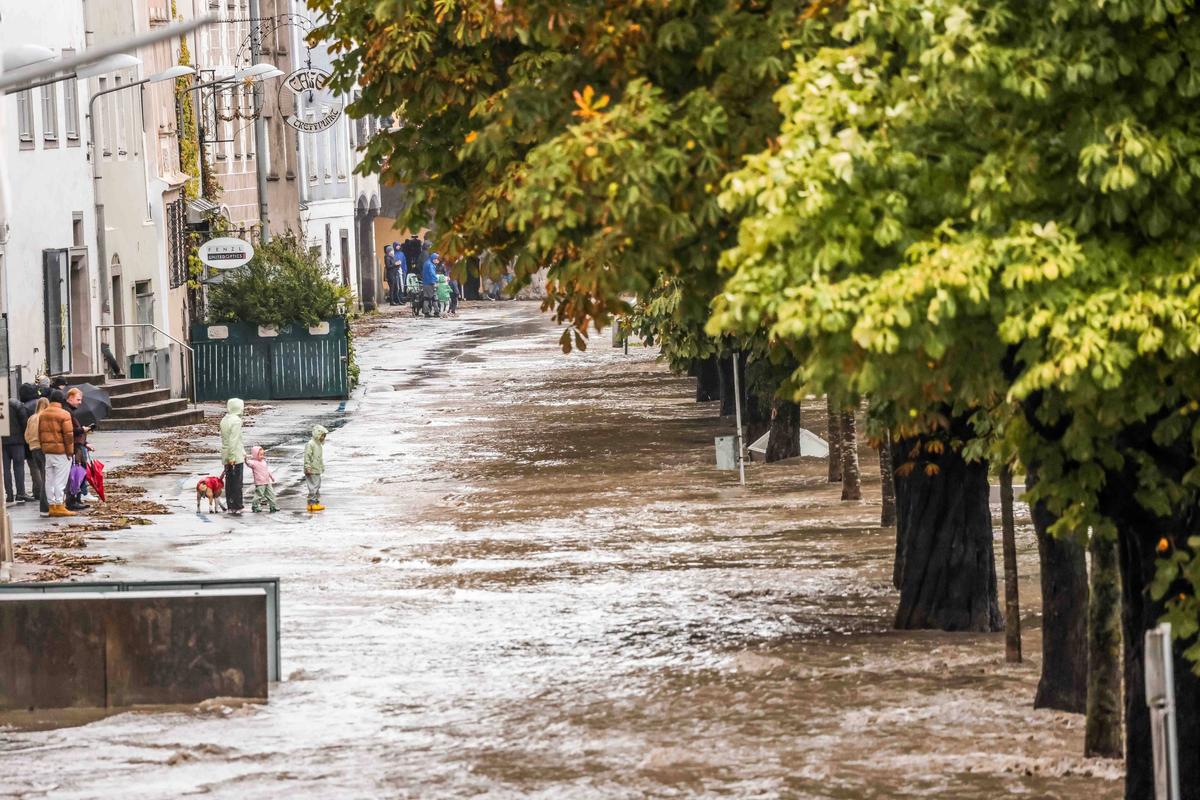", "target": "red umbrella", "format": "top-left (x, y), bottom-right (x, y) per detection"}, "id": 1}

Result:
top-left (85, 458), bottom-right (106, 502)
